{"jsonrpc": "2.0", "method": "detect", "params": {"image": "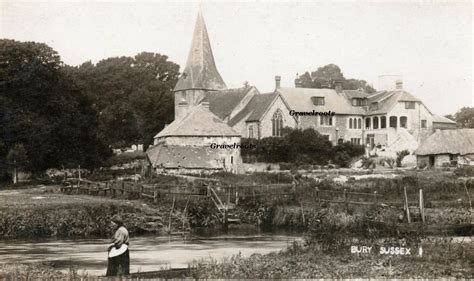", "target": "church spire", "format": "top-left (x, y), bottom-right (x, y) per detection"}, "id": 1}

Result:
top-left (174, 9), bottom-right (227, 92)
